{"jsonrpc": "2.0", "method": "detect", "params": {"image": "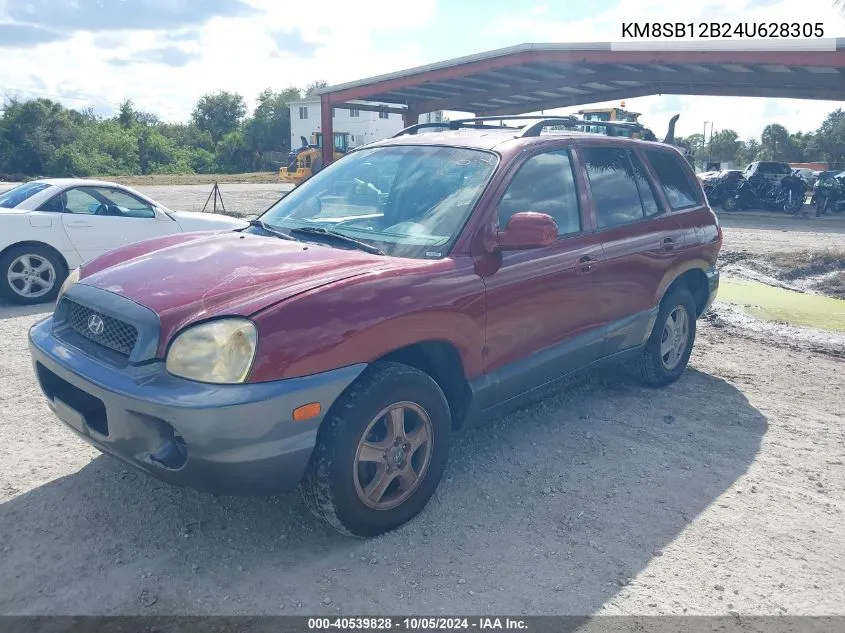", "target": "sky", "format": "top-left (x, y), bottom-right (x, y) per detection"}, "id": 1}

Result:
top-left (1, 0), bottom-right (844, 142)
